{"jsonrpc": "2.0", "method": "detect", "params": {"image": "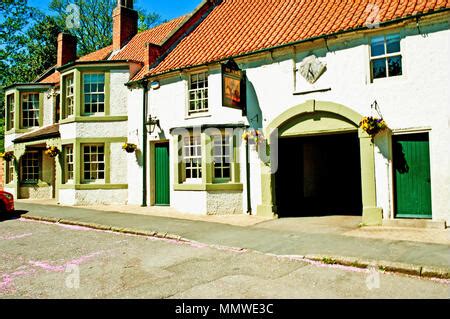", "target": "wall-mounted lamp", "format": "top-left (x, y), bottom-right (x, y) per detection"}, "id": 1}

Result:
top-left (150, 81), bottom-right (160, 90)
top-left (146, 115), bottom-right (161, 134)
